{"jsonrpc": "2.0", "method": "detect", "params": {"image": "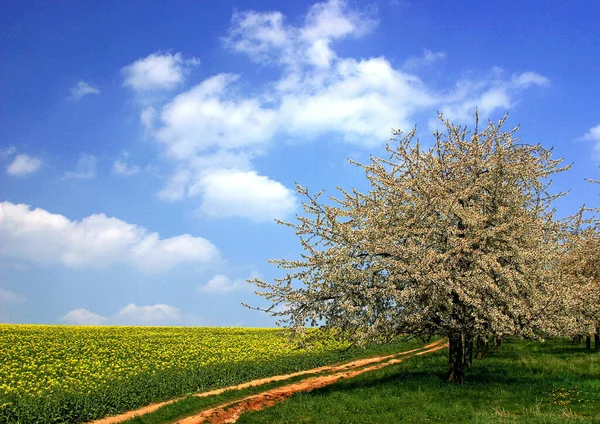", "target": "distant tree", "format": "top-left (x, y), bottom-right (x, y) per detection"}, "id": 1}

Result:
top-left (249, 113), bottom-right (571, 383)
top-left (558, 180), bottom-right (600, 352)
